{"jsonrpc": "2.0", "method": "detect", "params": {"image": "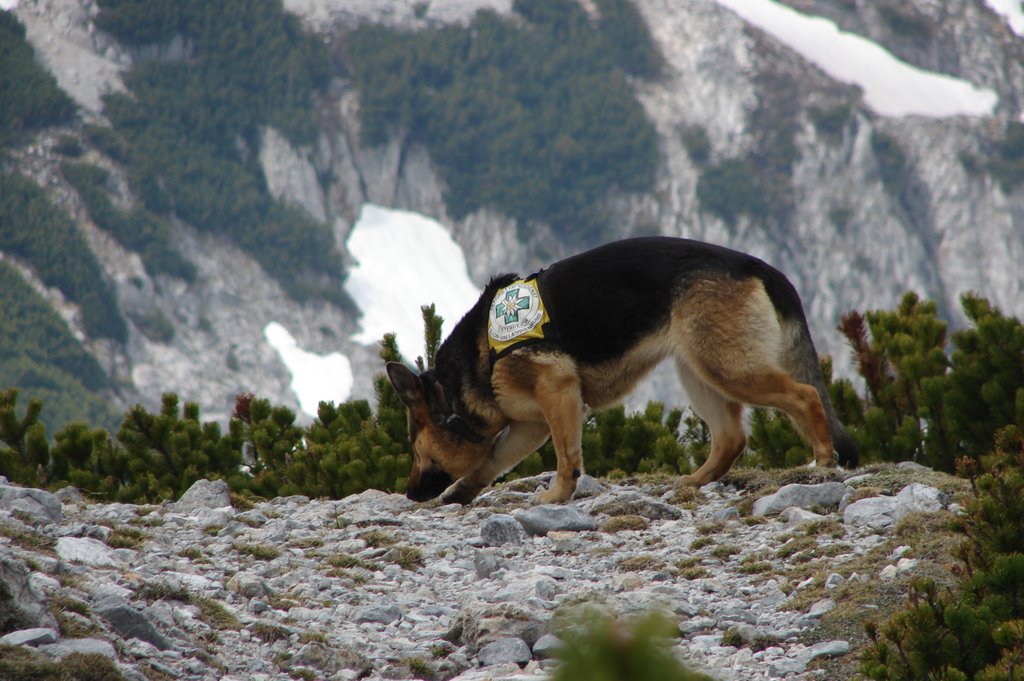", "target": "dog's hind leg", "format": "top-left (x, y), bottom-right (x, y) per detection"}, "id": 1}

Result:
top-left (440, 421), bottom-right (551, 505)
top-left (673, 277), bottom-right (835, 479)
top-left (713, 370), bottom-right (834, 469)
top-left (682, 352), bottom-right (834, 472)
top-left (675, 360), bottom-right (748, 486)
